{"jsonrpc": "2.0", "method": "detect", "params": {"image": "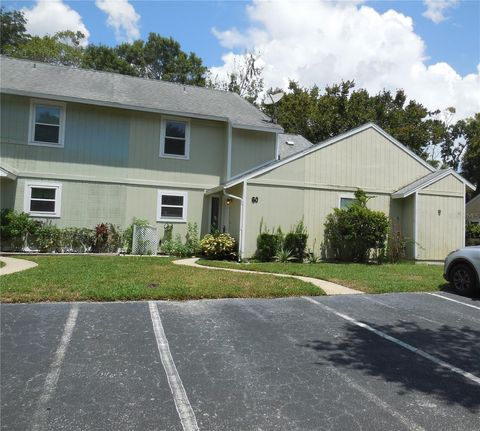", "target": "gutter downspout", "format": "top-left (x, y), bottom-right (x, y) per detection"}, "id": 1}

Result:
top-left (223, 186), bottom-right (246, 261)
